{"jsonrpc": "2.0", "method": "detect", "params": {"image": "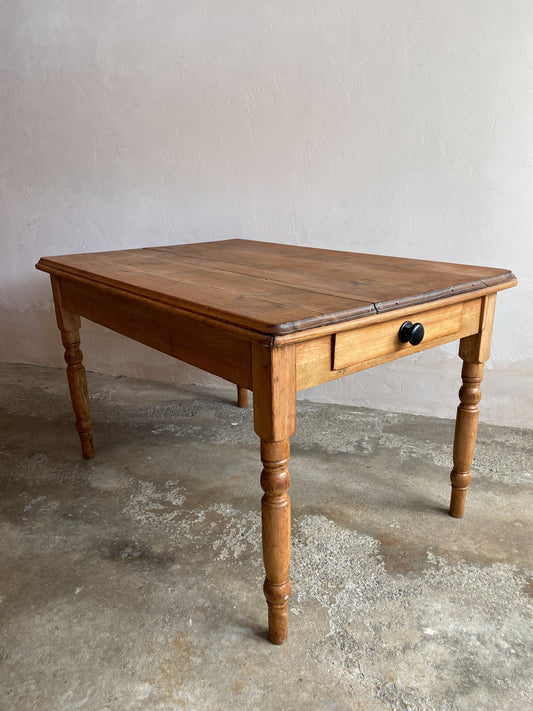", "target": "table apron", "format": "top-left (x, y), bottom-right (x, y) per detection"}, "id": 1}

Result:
top-left (55, 276), bottom-right (253, 389)
top-left (295, 296), bottom-right (484, 391)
